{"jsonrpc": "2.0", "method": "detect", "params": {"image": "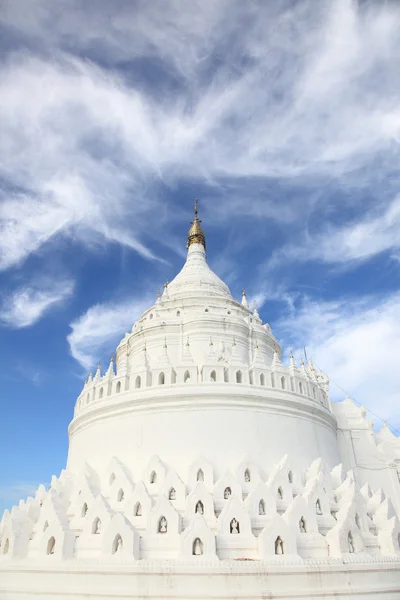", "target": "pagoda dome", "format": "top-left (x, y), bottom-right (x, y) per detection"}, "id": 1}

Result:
top-left (167, 243), bottom-right (232, 300)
